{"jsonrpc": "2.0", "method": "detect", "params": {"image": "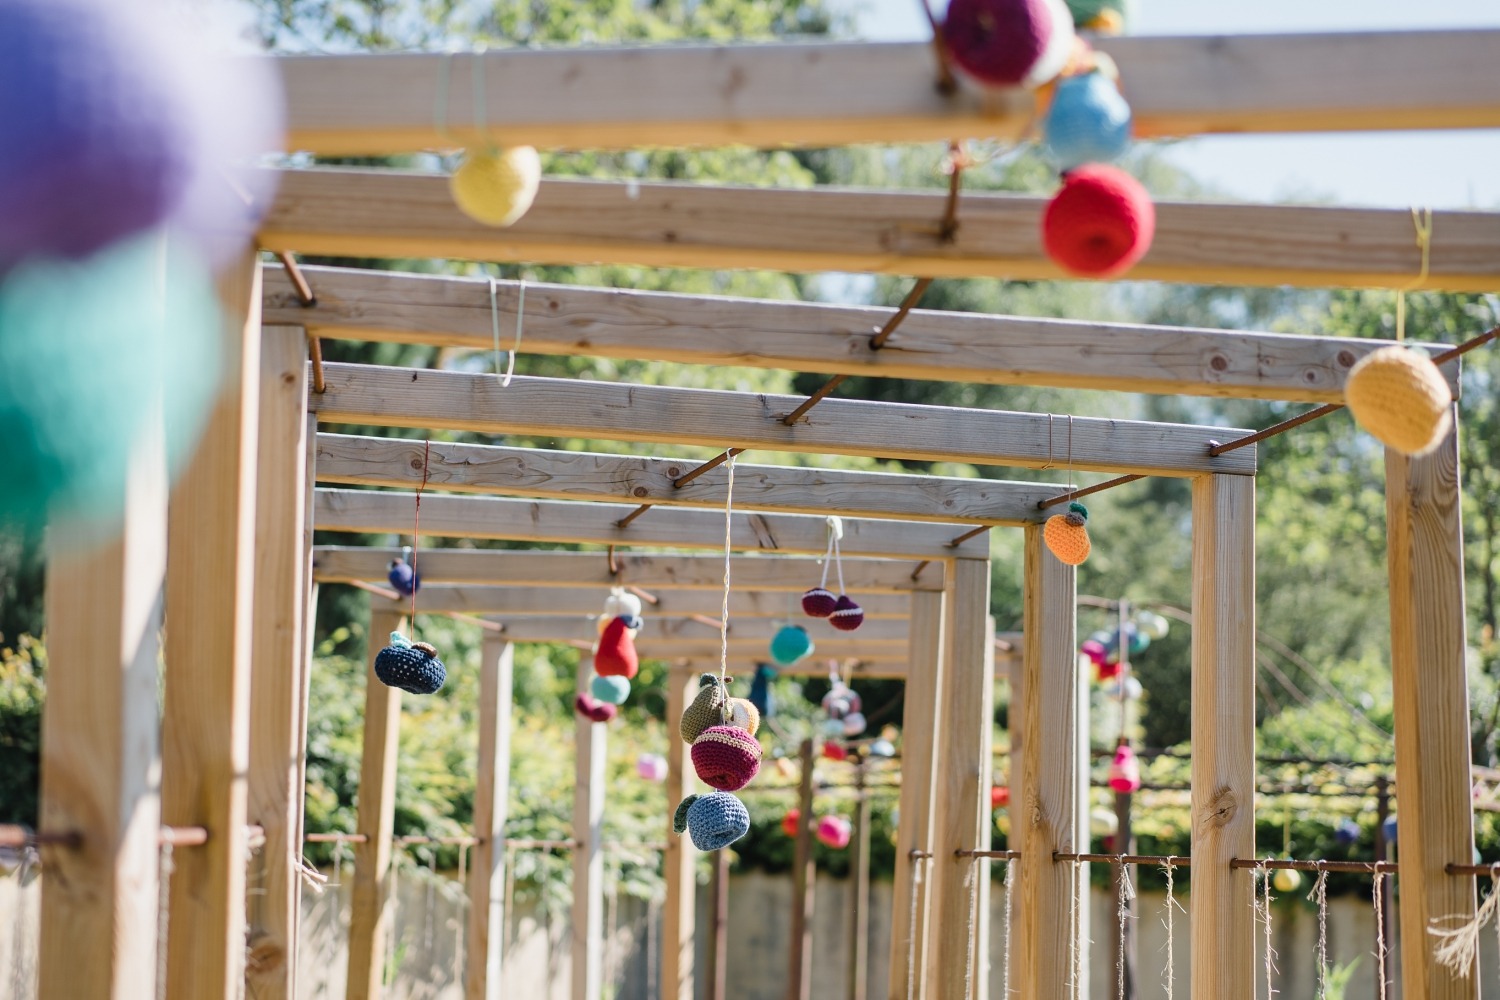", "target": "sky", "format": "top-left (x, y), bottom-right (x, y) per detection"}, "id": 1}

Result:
top-left (832, 0), bottom-right (1500, 209)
